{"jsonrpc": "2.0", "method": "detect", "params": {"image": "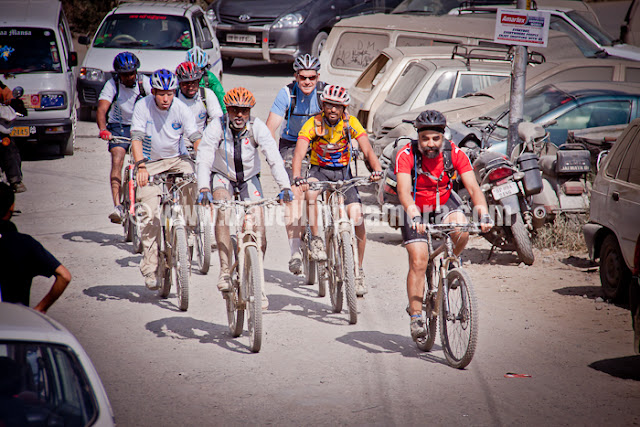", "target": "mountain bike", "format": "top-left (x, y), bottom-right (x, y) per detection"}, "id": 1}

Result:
top-left (309, 177), bottom-right (371, 325)
top-left (415, 222), bottom-right (481, 369)
top-left (301, 224), bottom-right (325, 297)
top-left (192, 203), bottom-right (212, 274)
top-left (213, 196), bottom-right (279, 353)
top-left (152, 171), bottom-right (196, 311)
top-left (110, 136), bottom-right (142, 254)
